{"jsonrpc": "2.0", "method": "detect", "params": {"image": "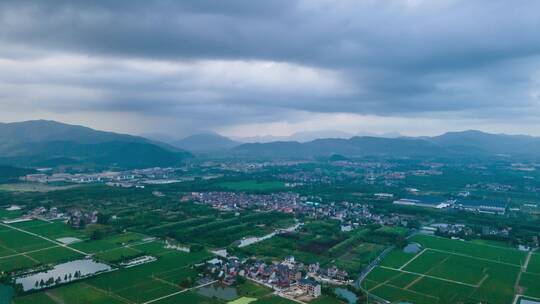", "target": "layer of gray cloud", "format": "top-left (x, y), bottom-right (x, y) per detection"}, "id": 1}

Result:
top-left (1, 0), bottom-right (540, 136)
